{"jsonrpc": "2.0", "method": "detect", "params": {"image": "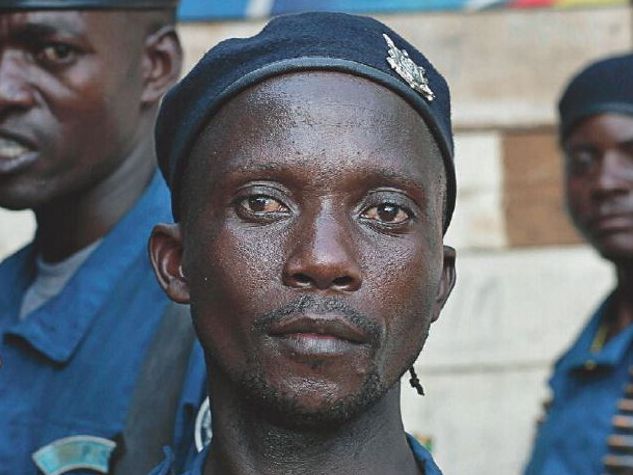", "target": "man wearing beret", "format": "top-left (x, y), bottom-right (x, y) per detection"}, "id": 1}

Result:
top-left (148, 12), bottom-right (456, 475)
top-left (0, 1), bottom-right (206, 474)
top-left (525, 54), bottom-right (633, 474)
